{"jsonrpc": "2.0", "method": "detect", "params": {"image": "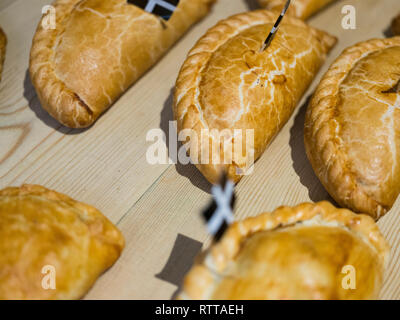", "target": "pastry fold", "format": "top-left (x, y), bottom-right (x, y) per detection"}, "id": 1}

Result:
top-left (178, 202), bottom-right (389, 300)
top-left (0, 27), bottom-right (6, 82)
top-left (173, 10), bottom-right (336, 184)
top-left (0, 185), bottom-right (124, 300)
top-left (305, 38), bottom-right (400, 219)
top-left (29, 0), bottom-right (215, 128)
top-left (258, 0), bottom-right (337, 20)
